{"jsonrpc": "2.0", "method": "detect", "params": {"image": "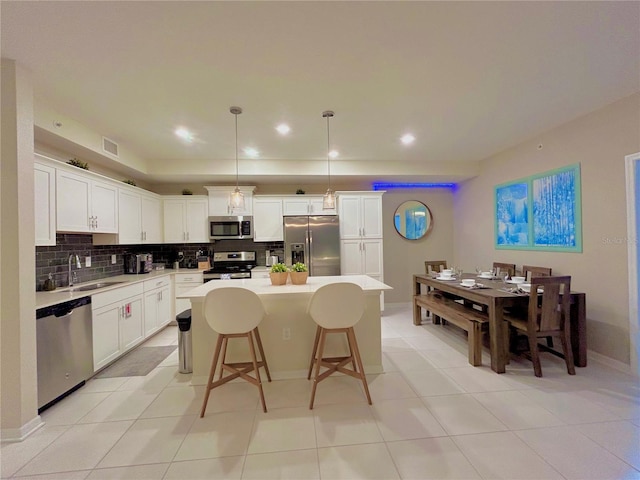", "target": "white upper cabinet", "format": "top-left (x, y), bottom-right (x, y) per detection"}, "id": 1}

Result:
top-left (163, 196), bottom-right (208, 243)
top-left (282, 195), bottom-right (336, 216)
top-left (141, 194), bottom-right (162, 243)
top-left (56, 166), bottom-right (118, 233)
top-left (253, 196), bottom-right (283, 242)
top-left (205, 186), bottom-right (256, 216)
top-left (34, 159), bottom-right (56, 246)
top-left (105, 187), bottom-right (162, 244)
top-left (337, 192), bottom-right (383, 239)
